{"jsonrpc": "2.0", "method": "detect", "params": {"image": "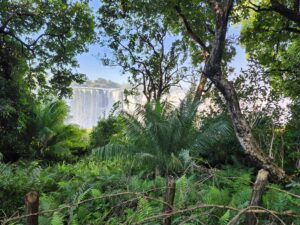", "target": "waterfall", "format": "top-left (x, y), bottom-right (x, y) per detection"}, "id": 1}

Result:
top-left (66, 86), bottom-right (196, 129)
top-left (67, 87), bottom-right (123, 128)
